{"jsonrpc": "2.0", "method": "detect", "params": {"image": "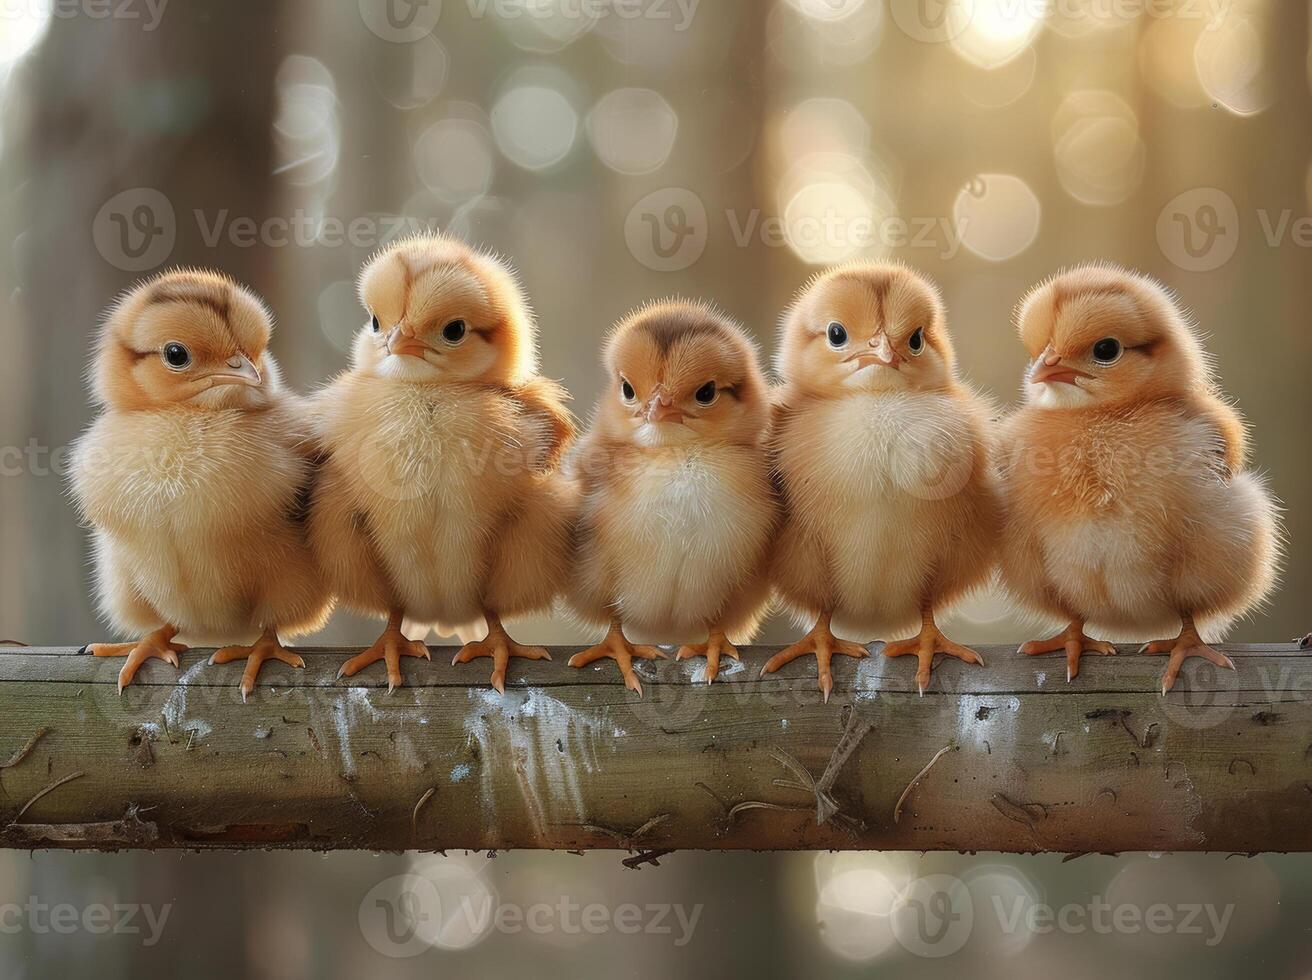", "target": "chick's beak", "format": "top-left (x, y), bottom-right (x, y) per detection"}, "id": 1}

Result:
top-left (209, 354), bottom-right (262, 387)
top-left (386, 324), bottom-right (433, 358)
top-left (1030, 348), bottom-right (1090, 386)
top-left (848, 333), bottom-right (900, 370)
top-left (645, 389), bottom-right (684, 425)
